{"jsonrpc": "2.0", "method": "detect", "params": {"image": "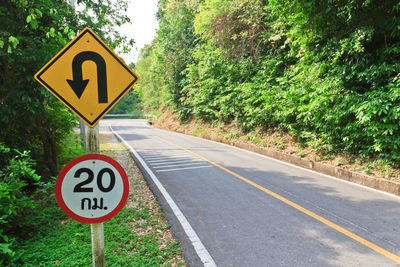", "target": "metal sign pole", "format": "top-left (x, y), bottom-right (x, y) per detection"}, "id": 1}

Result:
top-left (85, 124), bottom-right (105, 267)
